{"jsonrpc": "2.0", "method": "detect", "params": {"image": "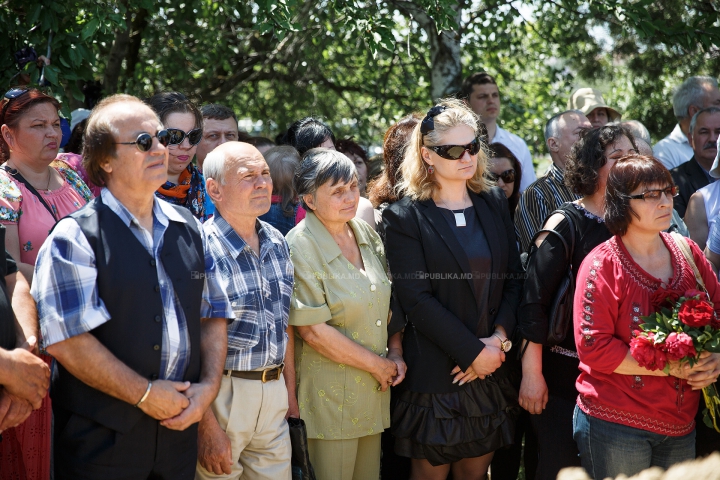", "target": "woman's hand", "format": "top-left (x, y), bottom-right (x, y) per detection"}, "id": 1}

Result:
top-left (451, 365), bottom-right (479, 384)
top-left (371, 356), bottom-right (398, 392)
top-left (471, 344), bottom-right (505, 377)
top-left (686, 352), bottom-right (720, 390)
top-left (387, 350), bottom-right (407, 386)
top-left (519, 370), bottom-right (548, 414)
